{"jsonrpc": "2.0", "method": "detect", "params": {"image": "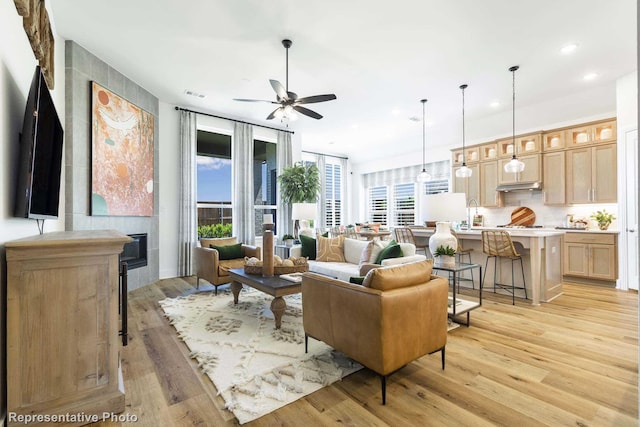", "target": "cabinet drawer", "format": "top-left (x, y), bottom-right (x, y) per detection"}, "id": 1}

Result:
top-left (564, 232), bottom-right (616, 245)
